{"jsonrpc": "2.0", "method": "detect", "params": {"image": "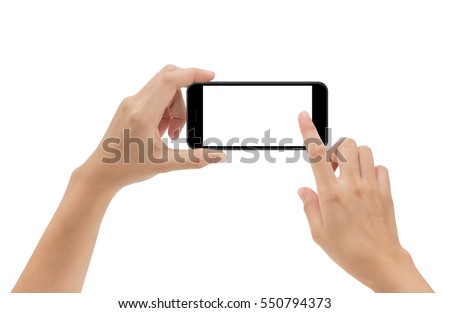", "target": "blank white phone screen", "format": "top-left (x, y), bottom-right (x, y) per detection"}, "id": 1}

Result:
top-left (203, 85), bottom-right (312, 146)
